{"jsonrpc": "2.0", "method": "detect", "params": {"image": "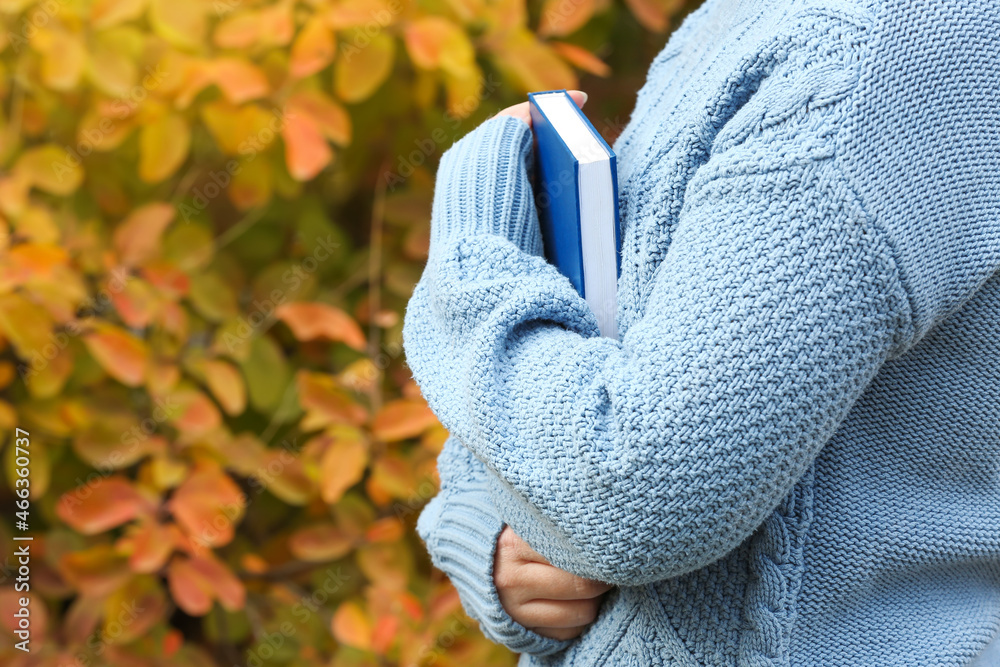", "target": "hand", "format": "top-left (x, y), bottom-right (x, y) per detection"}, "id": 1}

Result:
top-left (493, 525), bottom-right (614, 641)
top-left (495, 90), bottom-right (589, 128)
